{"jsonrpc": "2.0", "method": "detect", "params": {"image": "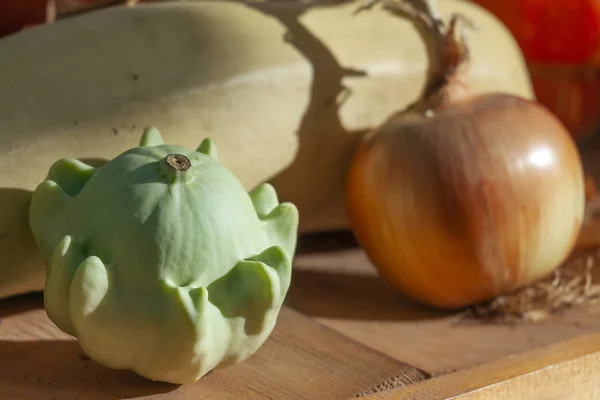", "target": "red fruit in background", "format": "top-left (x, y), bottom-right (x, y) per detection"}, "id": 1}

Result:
top-left (0, 0), bottom-right (150, 39)
top-left (473, 0), bottom-right (600, 137)
top-left (520, 1), bottom-right (600, 64)
top-left (474, 0), bottom-right (600, 64)
top-left (0, 0), bottom-right (49, 38)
